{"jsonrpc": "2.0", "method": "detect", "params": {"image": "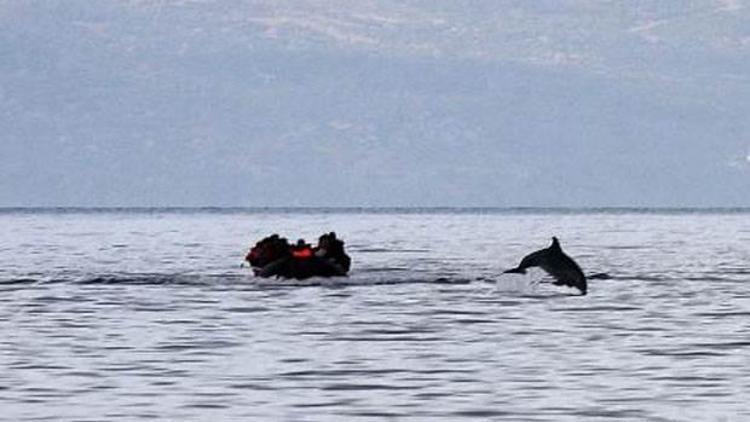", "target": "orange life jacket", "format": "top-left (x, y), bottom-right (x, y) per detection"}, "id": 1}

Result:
top-left (292, 248), bottom-right (313, 259)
